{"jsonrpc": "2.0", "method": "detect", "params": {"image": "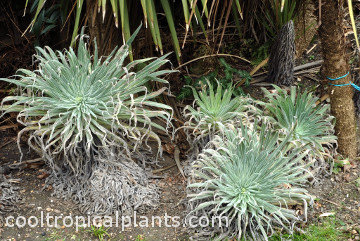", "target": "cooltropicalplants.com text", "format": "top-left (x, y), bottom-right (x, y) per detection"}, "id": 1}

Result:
top-left (5, 211), bottom-right (229, 231)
